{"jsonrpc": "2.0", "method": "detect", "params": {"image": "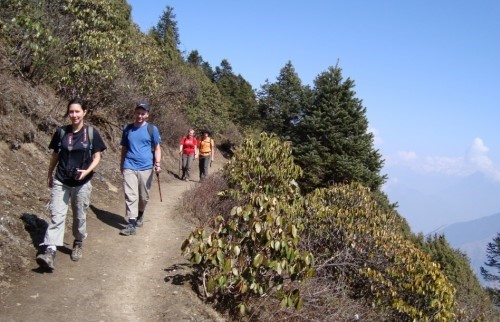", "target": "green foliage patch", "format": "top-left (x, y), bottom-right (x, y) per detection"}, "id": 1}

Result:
top-left (303, 184), bottom-right (457, 321)
top-left (182, 133), bottom-right (314, 315)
